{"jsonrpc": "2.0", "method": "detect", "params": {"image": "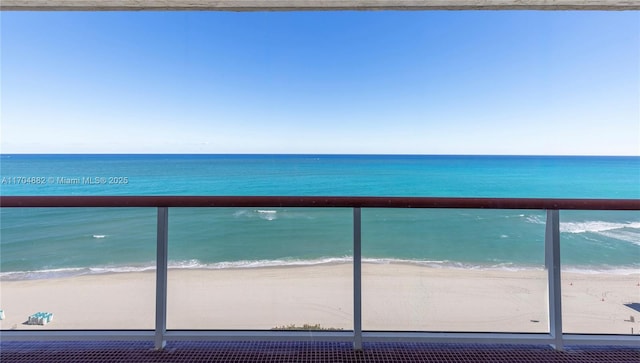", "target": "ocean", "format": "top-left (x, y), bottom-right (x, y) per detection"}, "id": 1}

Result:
top-left (0, 154), bottom-right (638, 280)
